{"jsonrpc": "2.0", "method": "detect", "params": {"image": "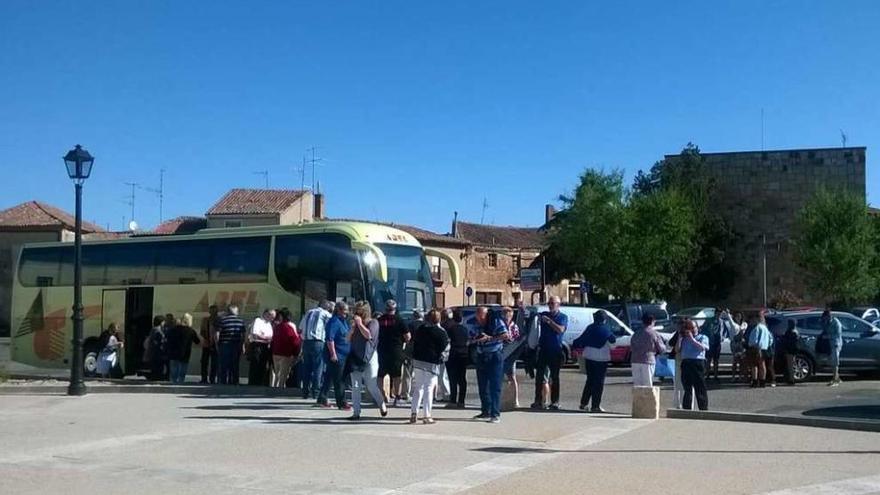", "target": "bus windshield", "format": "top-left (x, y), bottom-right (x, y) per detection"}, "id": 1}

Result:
top-left (368, 243), bottom-right (434, 317)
